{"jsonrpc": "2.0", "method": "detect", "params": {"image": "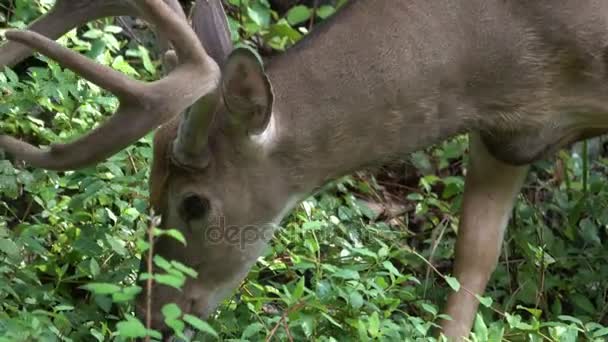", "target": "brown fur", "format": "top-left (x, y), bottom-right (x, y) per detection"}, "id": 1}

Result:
top-left (150, 118), bottom-right (178, 212)
top-left (144, 1), bottom-right (608, 337)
